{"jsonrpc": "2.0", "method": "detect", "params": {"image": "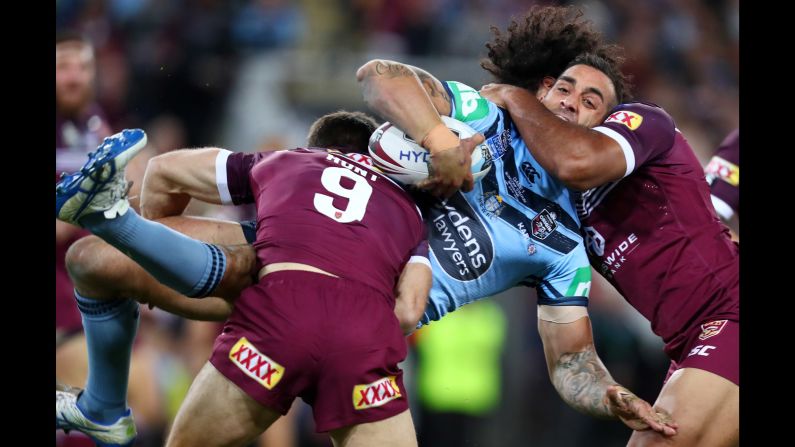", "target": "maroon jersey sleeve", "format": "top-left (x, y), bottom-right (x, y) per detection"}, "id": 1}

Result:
top-left (218, 150), bottom-right (277, 205)
top-left (704, 129), bottom-right (739, 219)
top-left (593, 102), bottom-right (676, 177)
top-left (408, 238), bottom-right (430, 266)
